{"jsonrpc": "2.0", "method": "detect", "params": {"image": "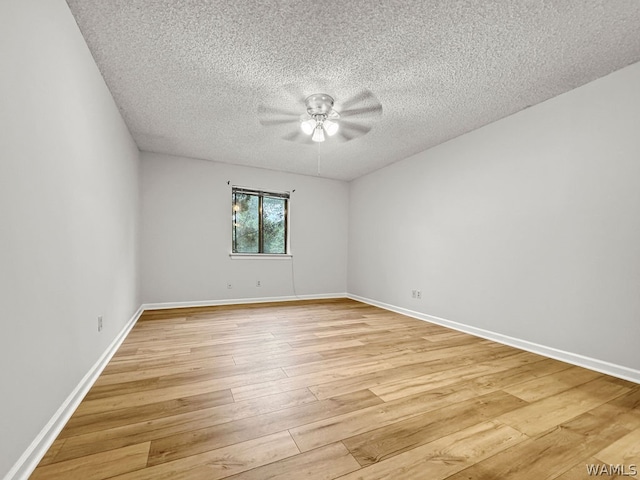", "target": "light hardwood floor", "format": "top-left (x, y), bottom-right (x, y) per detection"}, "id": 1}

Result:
top-left (31, 299), bottom-right (640, 479)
